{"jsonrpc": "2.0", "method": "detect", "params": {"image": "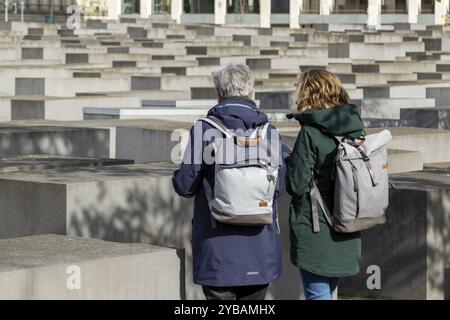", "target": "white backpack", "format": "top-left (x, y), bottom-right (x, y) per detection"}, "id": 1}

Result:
top-left (199, 116), bottom-right (281, 228)
top-left (310, 130), bottom-right (392, 233)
